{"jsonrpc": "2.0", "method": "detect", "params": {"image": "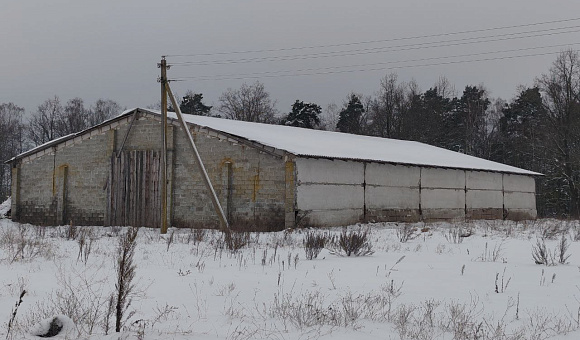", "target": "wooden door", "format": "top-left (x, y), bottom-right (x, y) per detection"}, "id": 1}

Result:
top-left (108, 150), bottom-right (161, 227)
